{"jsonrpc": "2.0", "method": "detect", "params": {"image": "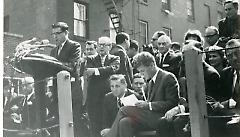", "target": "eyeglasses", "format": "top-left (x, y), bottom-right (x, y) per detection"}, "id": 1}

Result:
top-left (51, 31), bottom-right (63, 35)
top-left (98, 43), bottom-right (111, 47)
top-left (158, 42), bottom-right (168, 46)
top-left (204, 33), bottom-right (217, 38)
